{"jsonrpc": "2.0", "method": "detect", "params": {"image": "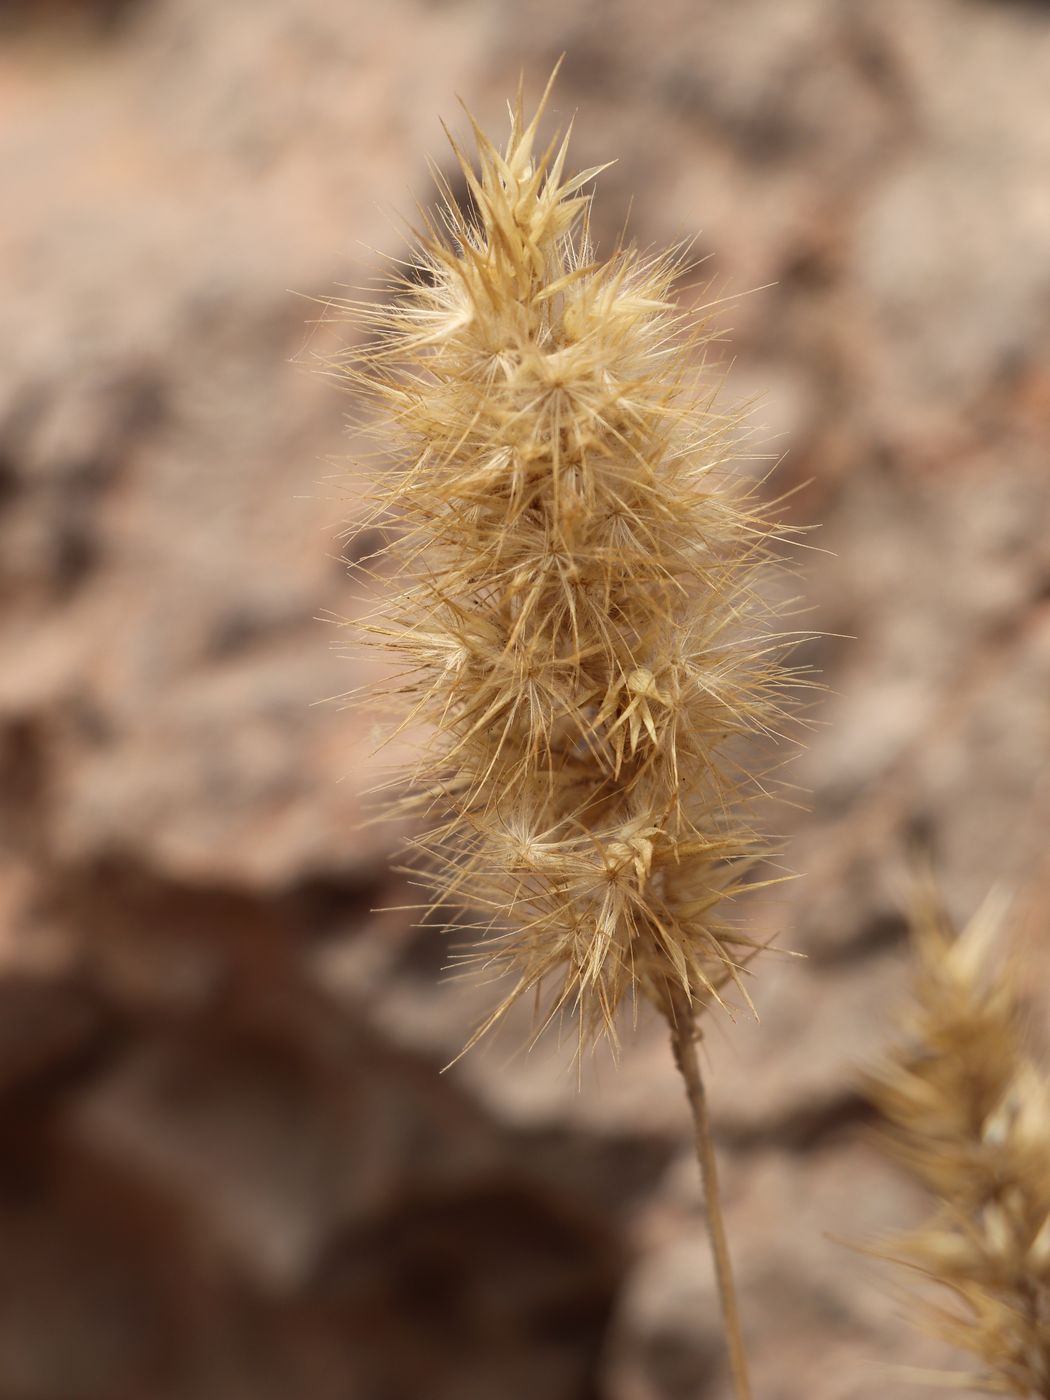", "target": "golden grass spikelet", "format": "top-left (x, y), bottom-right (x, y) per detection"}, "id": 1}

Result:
top-left (866, 884), bottom-right (1050, 1395)
top-left (332, 68), bottom-right (815, 1398)
top-left (337, 69), bottom-right (803, 1059)
top-left (337, 65), bottom-right (806, 1064)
